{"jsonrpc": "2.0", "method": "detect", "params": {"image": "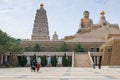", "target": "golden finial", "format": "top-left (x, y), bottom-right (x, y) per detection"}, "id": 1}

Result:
top-left (100, 10), bottom-right (105, 16)
top-left (40, 3), bottom-right (44, 7)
